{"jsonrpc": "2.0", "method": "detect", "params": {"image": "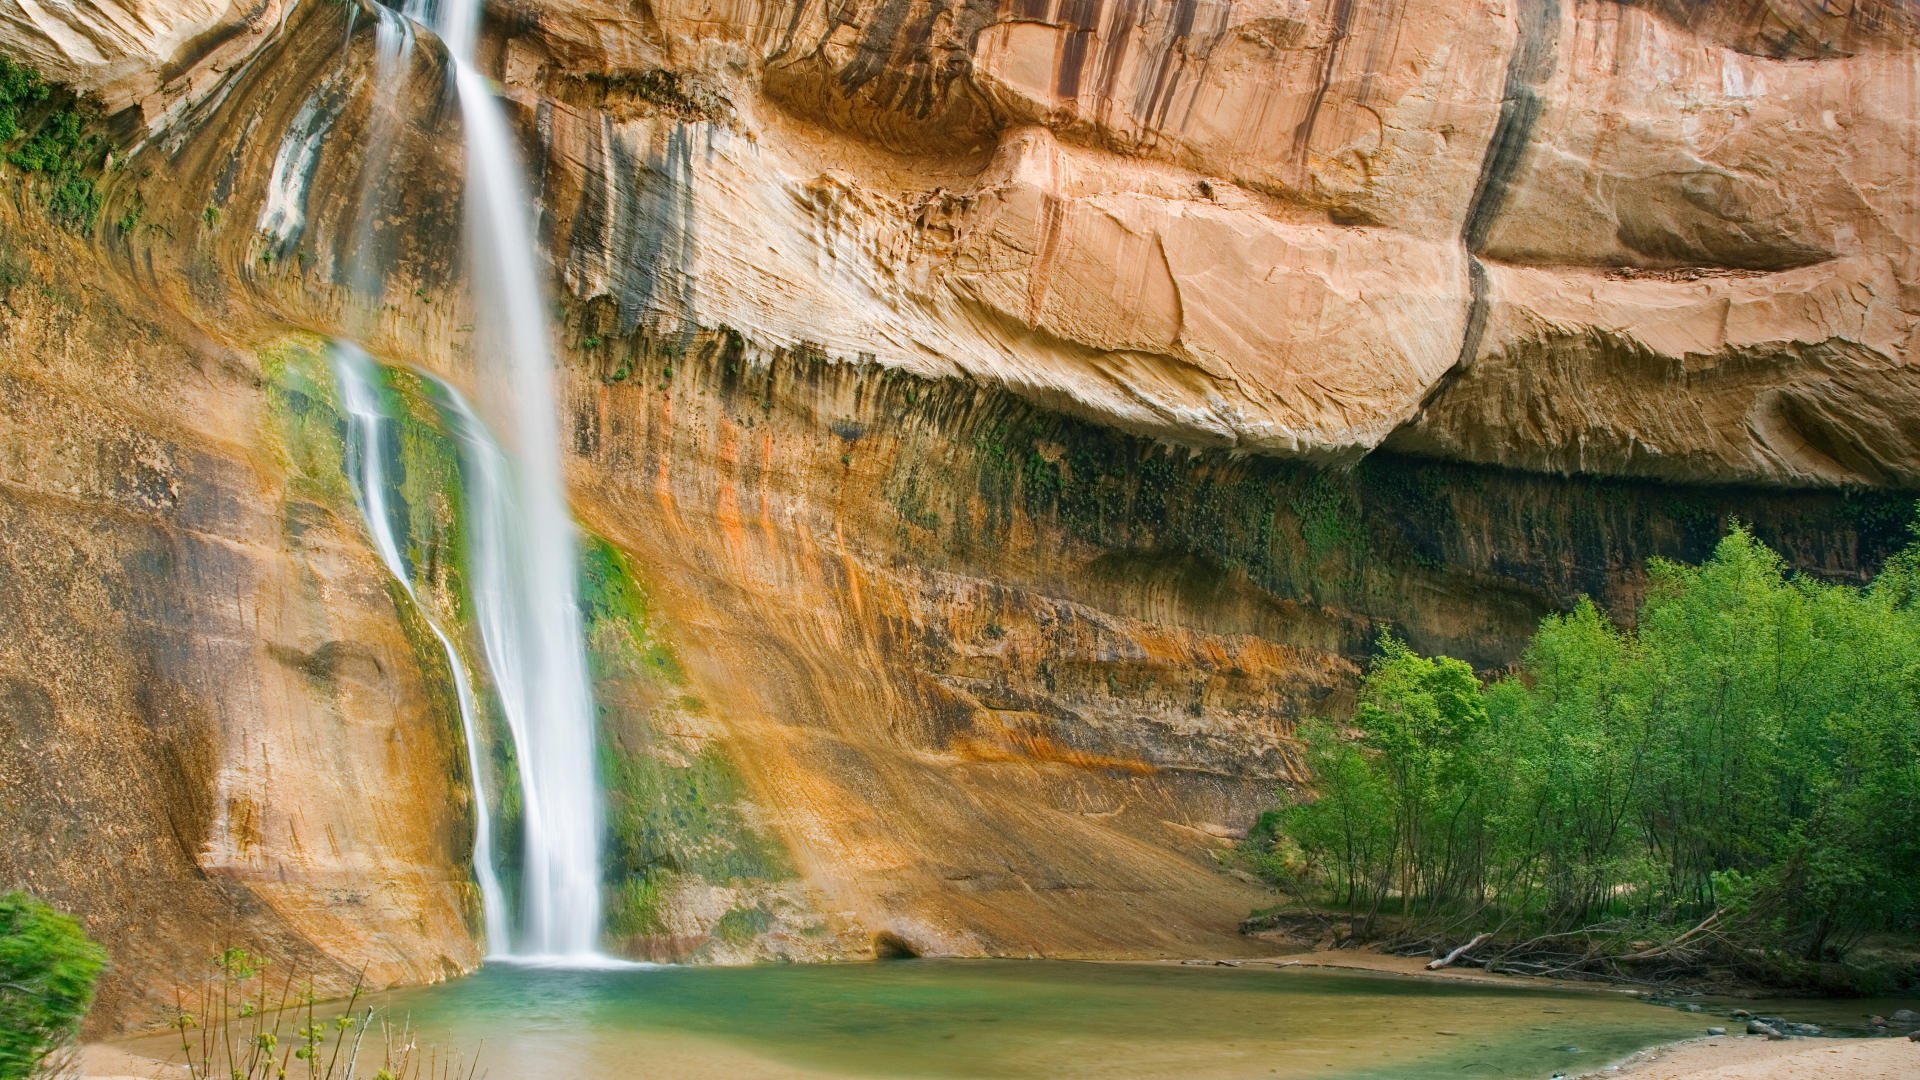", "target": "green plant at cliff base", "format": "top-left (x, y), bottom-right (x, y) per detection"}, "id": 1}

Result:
top-left (0, 892), bottom-right (106, 1080)
top-left (170, 950), bottom-right (473, 1080)
top-left (1246, 521), bottom-right (1920, 987)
